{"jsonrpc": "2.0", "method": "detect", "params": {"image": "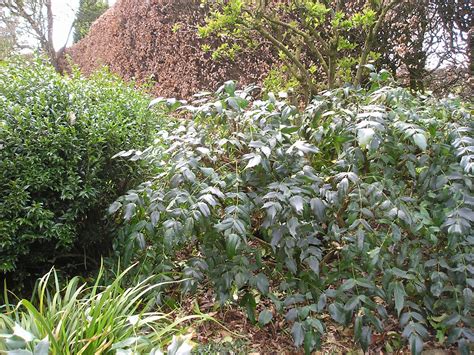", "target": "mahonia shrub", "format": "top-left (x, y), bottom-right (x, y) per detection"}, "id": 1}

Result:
top-left (111, 78), bottom-right (473, 353)
top-left (0, 58), bottom-right (155, 275)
